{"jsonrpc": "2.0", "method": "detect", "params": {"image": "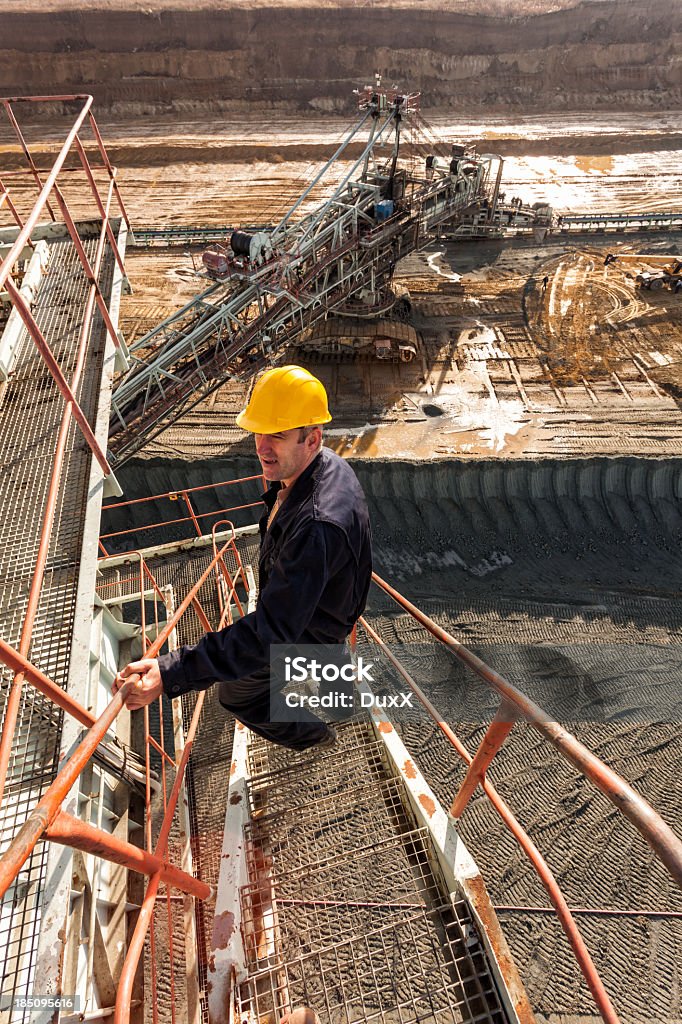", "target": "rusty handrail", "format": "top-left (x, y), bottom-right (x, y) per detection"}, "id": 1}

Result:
top-left (211, 518), bottom-right (251, 627)
top-left (0, 95), bottom-right (93, 289)
top-left (0, 537), bottom-right (233, 902)
top-left (369, 572), bottom-right (682, 888)
top-left (102, 472), bottom-right (265, 511)
top-left (362, 572), bottom-right (682, 1023)
top-left (0, 166), bottom-right (125, 806)
top-left (99, 500), bottom-right (263, 545)
top-left (98, 471), bottom-right (266, 553)
top-left (0, 96), bottom-right (201, 1020)
top-left (0, 96), bottom-right (129, 482)
top-left (359, 616), bottom-right (620, 1024)
top-left (115, 669), bottom-right (208, 1024)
